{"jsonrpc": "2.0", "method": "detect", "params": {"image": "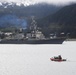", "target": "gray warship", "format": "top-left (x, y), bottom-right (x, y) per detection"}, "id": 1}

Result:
top-left (0, 16), bottom-right (66, 44)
